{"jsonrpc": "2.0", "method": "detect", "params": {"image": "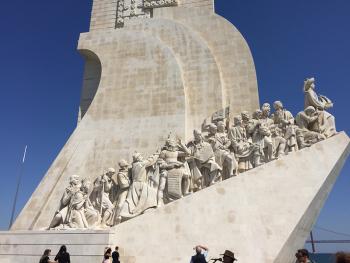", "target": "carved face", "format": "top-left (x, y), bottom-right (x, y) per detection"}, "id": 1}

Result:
top-left (234, 116), bottom-right (242, 126)
top-left (217, 121), bottom-right (225, 132)
top-left (262, 103), bottom-right (271, 116)
top-left (208, 124), bottom-right (217, 135)
top-left (241, 111), bottom-right (250, 122)
top-left (273, 101), bottom-right (283, 111)
top-left (193, 130), bottom-right (202, 142)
